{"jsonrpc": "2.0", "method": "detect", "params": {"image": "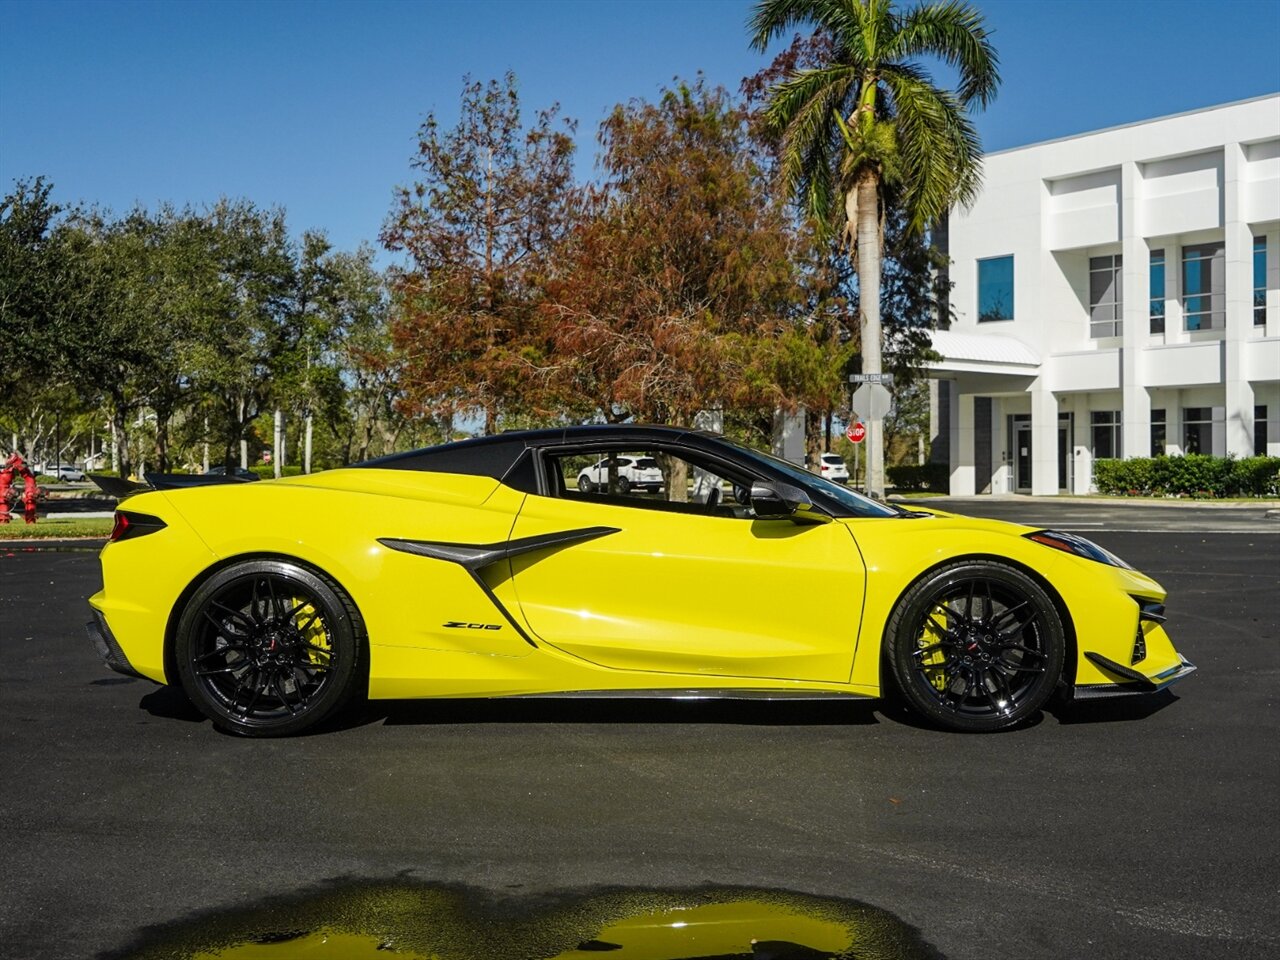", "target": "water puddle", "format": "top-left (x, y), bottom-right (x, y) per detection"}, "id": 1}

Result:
top-left (106, 882), bottom-right (941, 959)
